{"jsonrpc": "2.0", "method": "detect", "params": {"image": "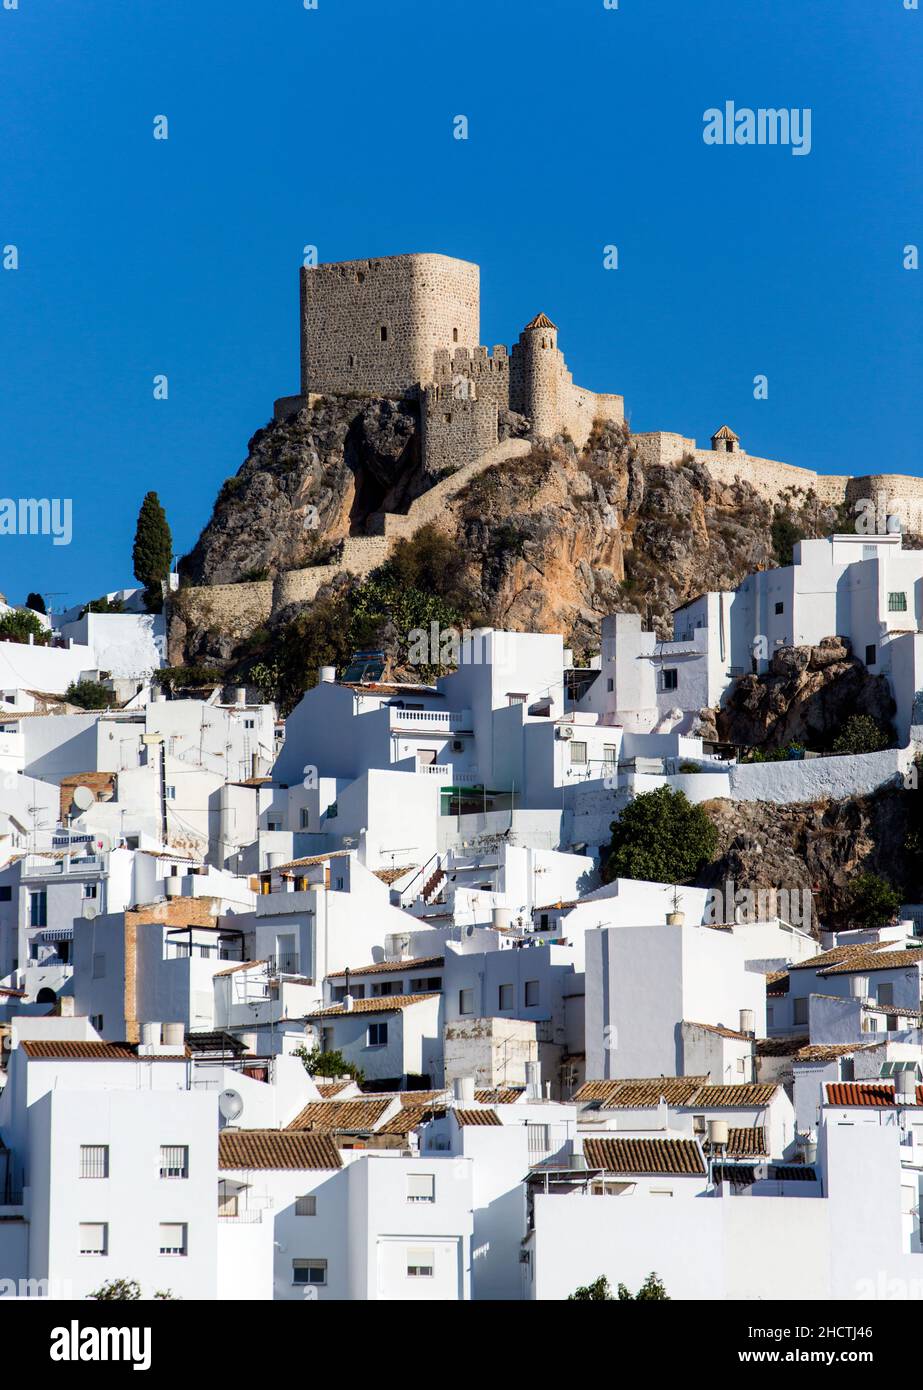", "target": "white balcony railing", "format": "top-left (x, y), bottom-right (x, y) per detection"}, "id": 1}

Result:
top-left (390, 709), bottom-right (472, 729)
